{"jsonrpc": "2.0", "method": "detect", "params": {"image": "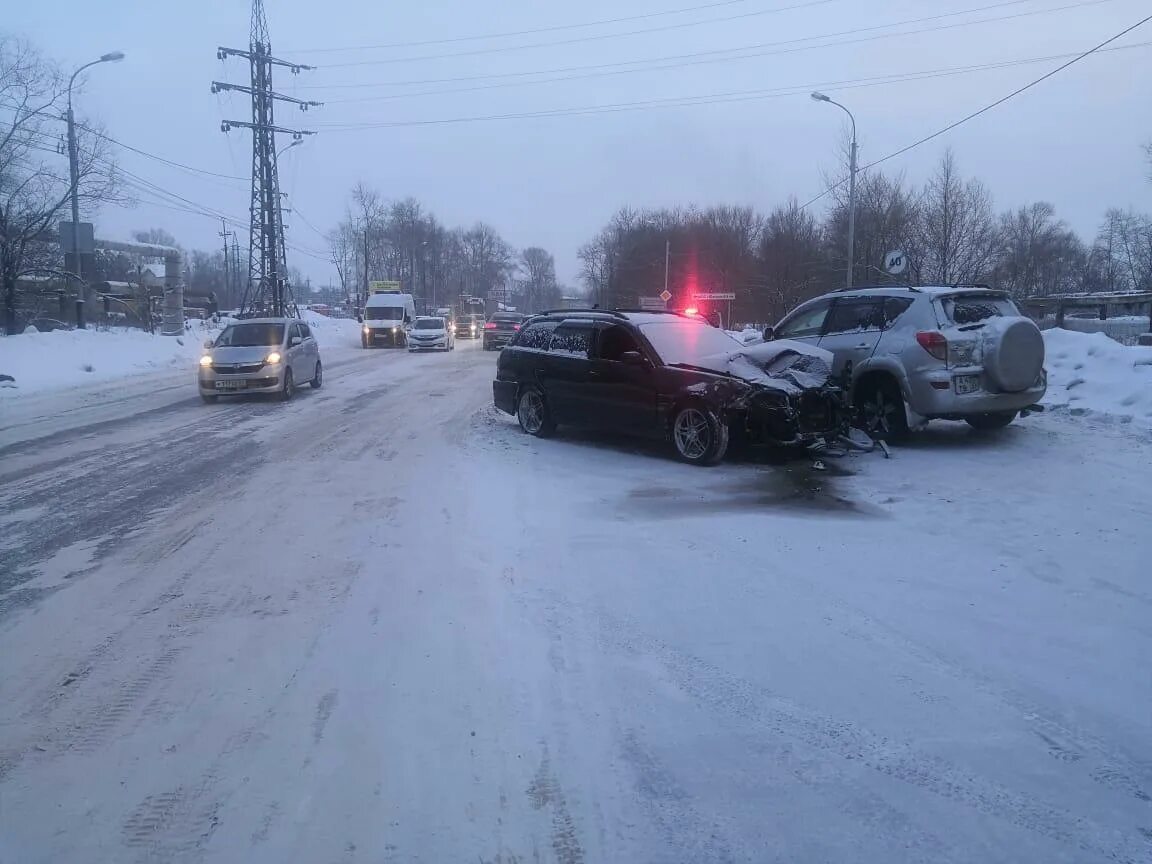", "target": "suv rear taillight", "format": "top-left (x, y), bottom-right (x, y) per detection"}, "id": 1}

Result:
top-left (484, 322), bottom-right (496, 330)
top-left (916, 331), bottom-right (948, 362)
